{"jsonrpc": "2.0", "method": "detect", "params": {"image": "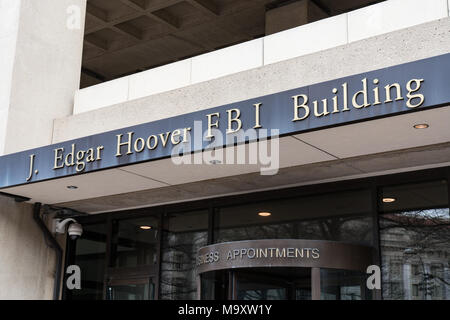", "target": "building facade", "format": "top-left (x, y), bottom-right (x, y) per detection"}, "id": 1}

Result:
top-left (0, 0), bottom-right (449, 300)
